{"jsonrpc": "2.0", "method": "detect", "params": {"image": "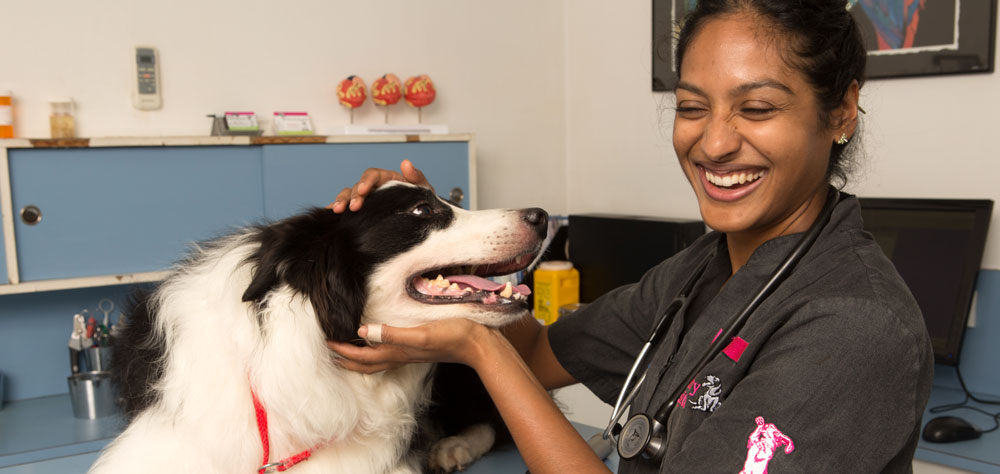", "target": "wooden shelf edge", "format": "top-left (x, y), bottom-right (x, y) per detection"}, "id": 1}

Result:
top-left (0, 271), bottom-right (169, 295)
